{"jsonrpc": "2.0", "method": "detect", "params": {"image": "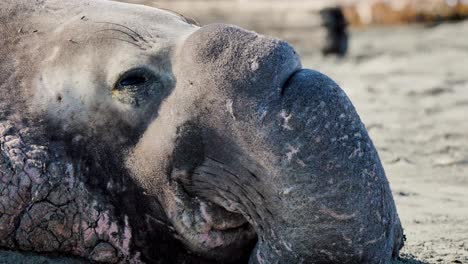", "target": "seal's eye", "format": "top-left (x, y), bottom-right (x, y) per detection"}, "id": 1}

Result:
top-left (116, 68), bottom-right (150, 88)
top-left (119, 75), bottom-right (147, 87)
top-left (113, 67), bottom-right (160, 107)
